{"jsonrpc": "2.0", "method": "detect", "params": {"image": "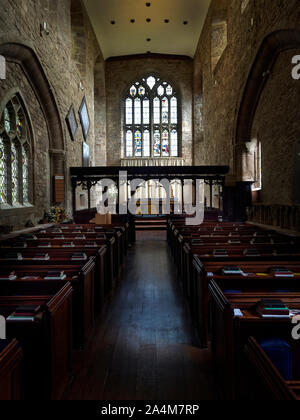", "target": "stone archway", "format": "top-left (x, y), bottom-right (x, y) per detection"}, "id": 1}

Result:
top-left (0, 42), bottom-right (66, 202)
top-left (235, 29), bottom-right (300, 179)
